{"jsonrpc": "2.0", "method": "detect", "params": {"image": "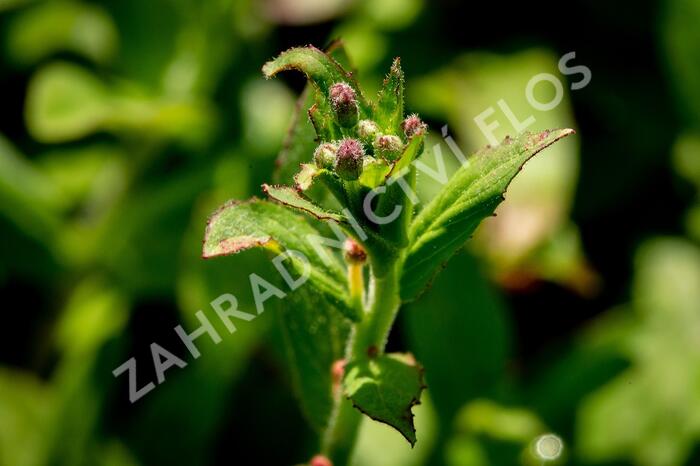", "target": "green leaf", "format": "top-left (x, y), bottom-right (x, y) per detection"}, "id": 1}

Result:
top-left (359, 157), bottom-right (392, 188)
top-left (375, 58), bottom-right (404, 135)
top-left (387, 133), bottom-right (424, 178)
top-left (262, 184), bottom-right (347, 222)
top-left (274, 87), bottom-right (319, 186)
top-left (343, 353), bottom-right (426, 446)
top-left (7, 1), bottom-right (117, 66)
top-left (262, 46), bottom-right (371, 117)
top-left (401, 129), bottom-right (575, 301)
top-left (281, 286), bottom-right (351, 431)
top-left (25, 62), bottom-right (110, 143)
top-left (203, 199), bottom-right (357, 320)
top-left (273, 41), bottom-right (353, 184)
